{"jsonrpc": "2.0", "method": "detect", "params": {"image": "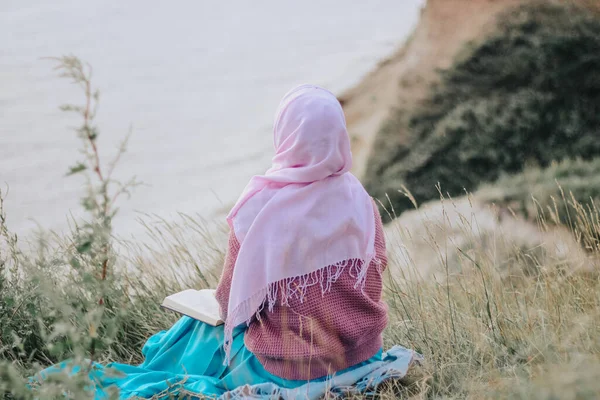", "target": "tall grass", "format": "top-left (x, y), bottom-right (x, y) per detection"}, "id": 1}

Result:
top-left (1, 57), bottom-right (599, 399)
top-left (0, 56), bottom-right (220, 399)
top-left (382, 192), bottom-right (600, 399)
